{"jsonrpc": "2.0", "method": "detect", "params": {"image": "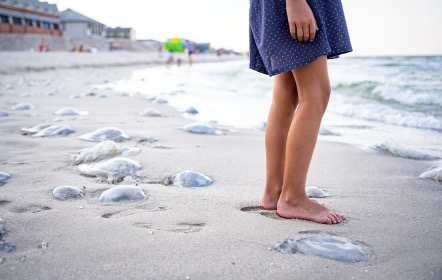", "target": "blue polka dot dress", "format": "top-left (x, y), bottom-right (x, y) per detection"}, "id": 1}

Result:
top-left (249, 0), bottom-right (352, 76)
